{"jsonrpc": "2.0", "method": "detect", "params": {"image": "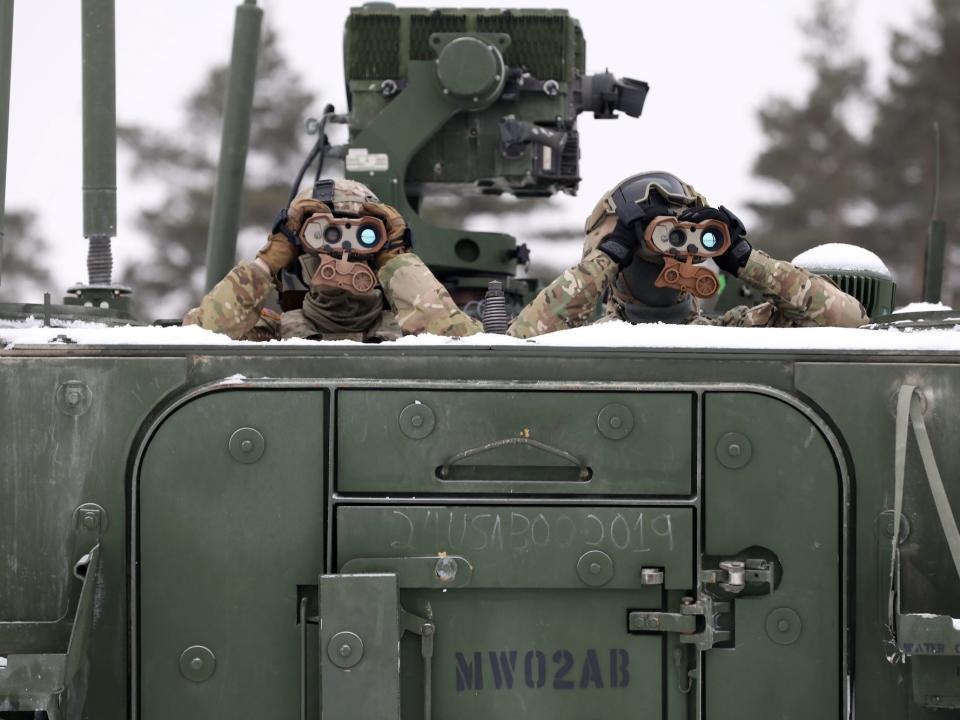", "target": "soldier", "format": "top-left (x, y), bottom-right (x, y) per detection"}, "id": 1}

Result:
top-left (507, 171), bottom-right (869, 338)
top-left (184, 179), bottom-right (481, 341)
